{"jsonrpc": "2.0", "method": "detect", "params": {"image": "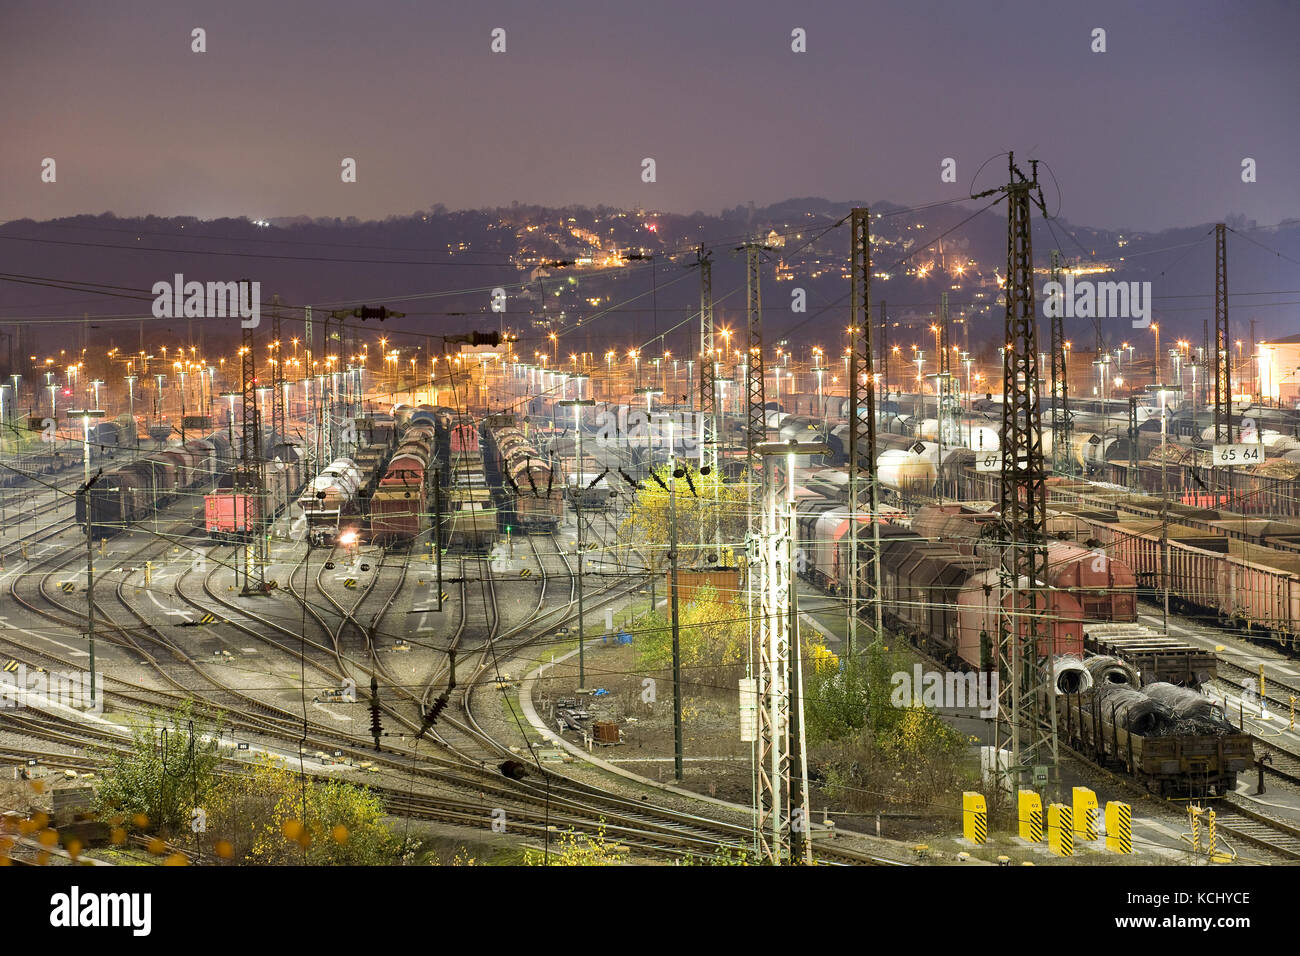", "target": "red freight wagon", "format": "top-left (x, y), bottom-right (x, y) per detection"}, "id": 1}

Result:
top-left (205, 490), bottom-right (262, 539)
